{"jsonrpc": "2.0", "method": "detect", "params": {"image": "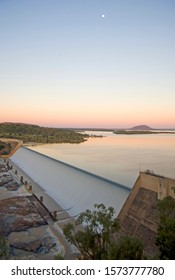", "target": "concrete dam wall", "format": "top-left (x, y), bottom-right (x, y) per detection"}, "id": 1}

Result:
top-left (11, 147), bottom-right (130, 217)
